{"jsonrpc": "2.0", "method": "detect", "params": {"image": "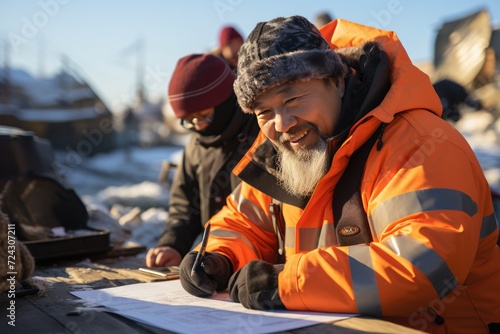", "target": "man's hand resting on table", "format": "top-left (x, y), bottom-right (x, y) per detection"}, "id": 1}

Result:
top-left (145, 246), bottom-right (183, 267)
top-left (229, 260), bottom-right (286, 310)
